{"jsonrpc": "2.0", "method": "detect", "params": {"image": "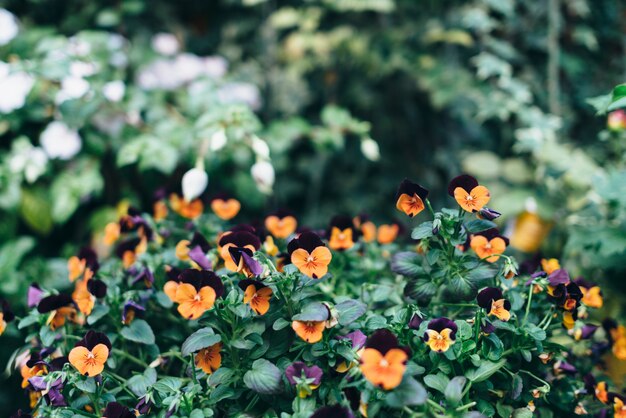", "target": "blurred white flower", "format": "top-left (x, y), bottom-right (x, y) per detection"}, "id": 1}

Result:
top-left (8, 139), bottom-right (48, 183)
top-left (107, 33), bottom-right (126, 51)
top-left (217, 82), bottom-right (261, 110)
top-left (251, 160), bottom-right (275, 194)
top-left (202, 56), bottom-right (228, 78)
top-left (0, 9), bottom-right (18, 46)
top-left (137, 54), bottom-right (229, 91)
top-left (103, 80), bottom-right (125, 102)
top-left (56, 76), bottom-right (89, 104)
top-left (0, 62), bottom-right (34, 113)
top-left (110, 51), bottom-right (128, 68)
top-left (40, 121), bottom-right (82, 160)
top-left (182, 167), bottom-right (208, 201)
top-left (360, 137), bottom-right (380, 161)
top-left (152, 33), bottom-right (180, 56)
top-left (70, 61), bottom-right (97, 78)
top-left (137, 58), bottom-right (179, 90)
top-left (173, 53), bottom-right (206, 84)
top-left (210, 129), bottom-right (227, 151)
top-left (251, 136), bottom-right (270, 160)
top-left (68, 36), bottom-right (91, 56)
